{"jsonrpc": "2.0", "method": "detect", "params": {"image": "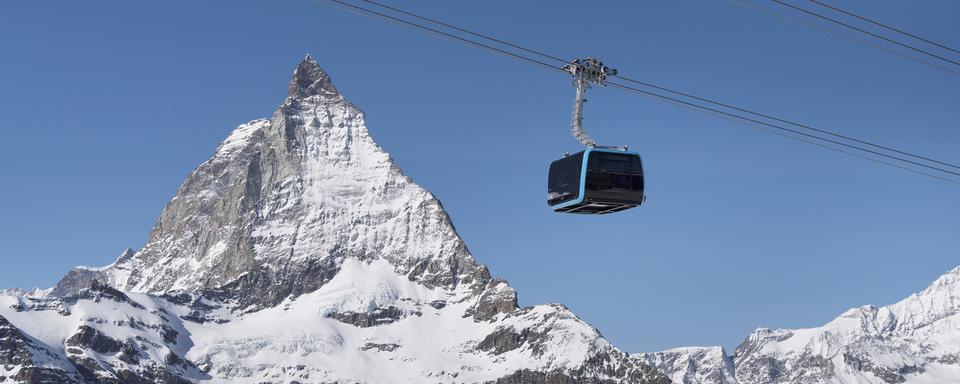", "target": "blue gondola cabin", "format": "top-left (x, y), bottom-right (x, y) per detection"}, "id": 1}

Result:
top-left (547, 148), bottom-right (645, 214)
